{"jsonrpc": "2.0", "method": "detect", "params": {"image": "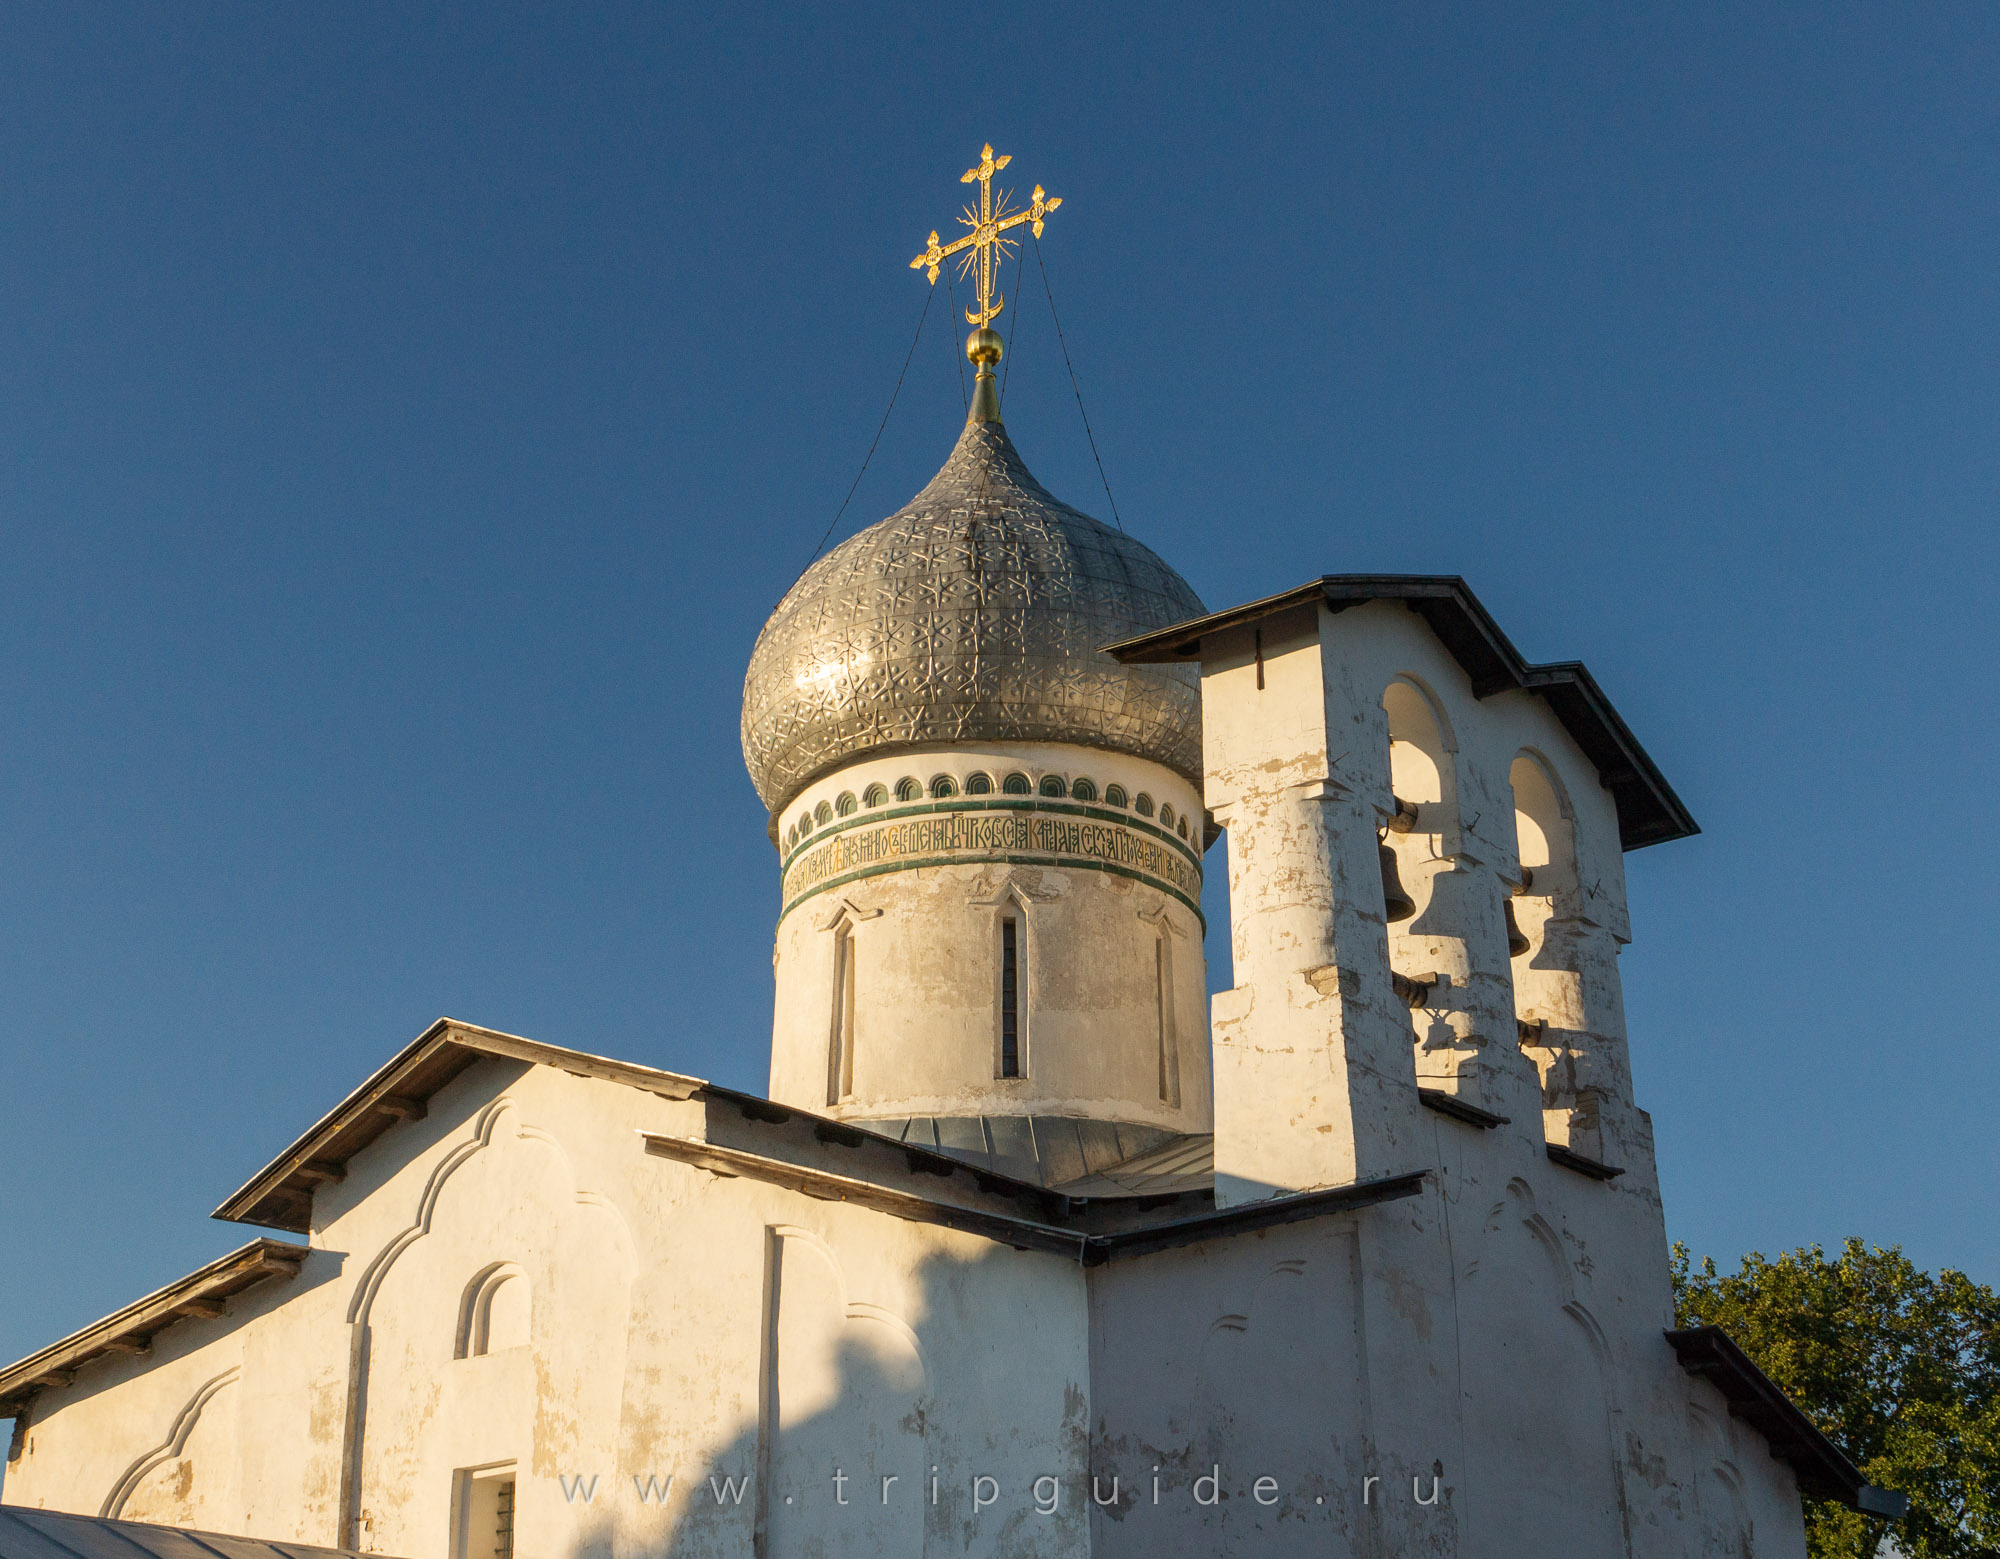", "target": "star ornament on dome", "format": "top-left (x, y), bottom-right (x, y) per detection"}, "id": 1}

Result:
top-left (909, 144), bottom-right (1061, 329)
